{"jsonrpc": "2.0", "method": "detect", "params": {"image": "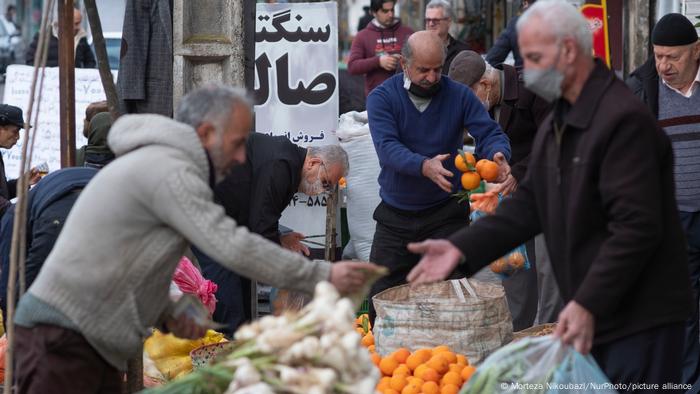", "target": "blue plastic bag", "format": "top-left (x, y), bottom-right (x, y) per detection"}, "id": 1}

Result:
top-left (460, 336), bottom-right (616, 394)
